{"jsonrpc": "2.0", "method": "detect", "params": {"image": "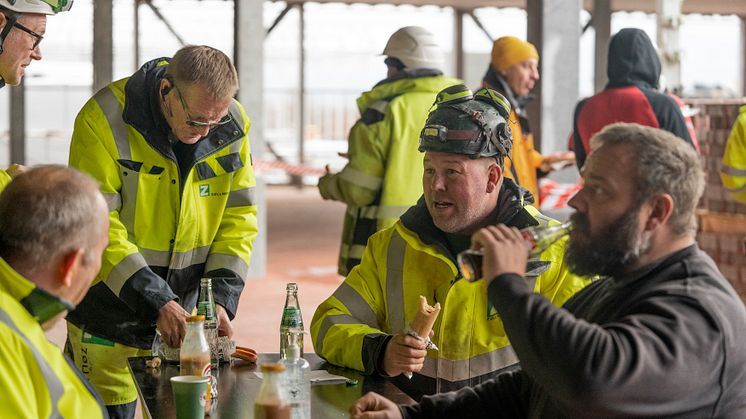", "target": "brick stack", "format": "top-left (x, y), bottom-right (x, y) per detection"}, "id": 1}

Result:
top-left (687, 98), bottom-right (746, 304)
